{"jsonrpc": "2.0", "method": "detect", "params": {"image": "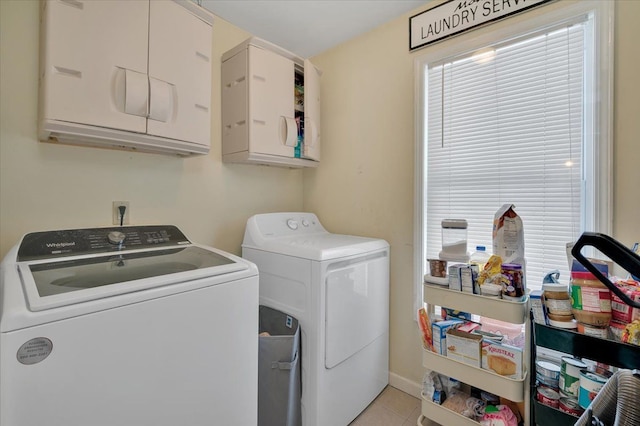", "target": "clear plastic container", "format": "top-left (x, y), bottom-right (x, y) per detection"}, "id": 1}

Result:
top-left (439, 219), bottom-right (469, 261)
top-left (470, 245), bottom-right (491, 271)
